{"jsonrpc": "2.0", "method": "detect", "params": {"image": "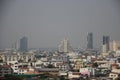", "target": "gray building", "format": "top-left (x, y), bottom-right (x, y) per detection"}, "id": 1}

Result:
top-left (0, 65), bottom-right (13, 77)
top-left (102, 36), bottom-right (110, 52)
top-left (20, 36), bottom-right (28, 52)
top-left (87, 33), bottom-right (93, 49)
